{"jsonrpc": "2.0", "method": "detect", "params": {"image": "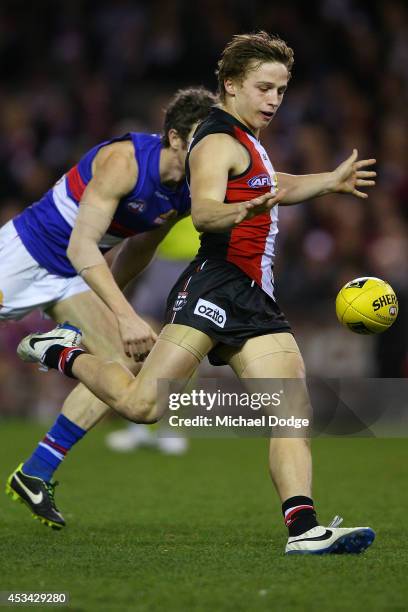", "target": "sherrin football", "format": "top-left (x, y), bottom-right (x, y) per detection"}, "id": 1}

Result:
top-left (335, 277), bottom-right (398, 334)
